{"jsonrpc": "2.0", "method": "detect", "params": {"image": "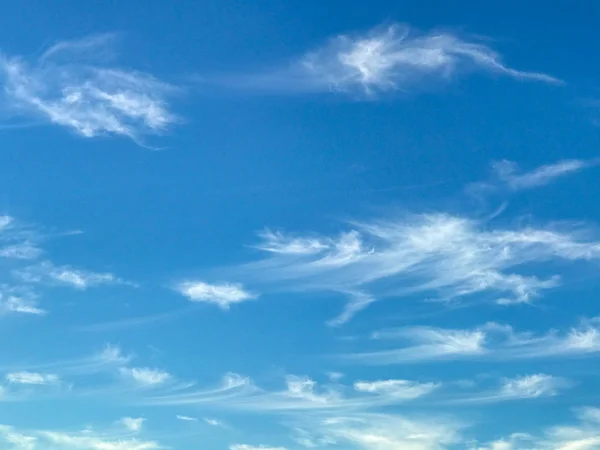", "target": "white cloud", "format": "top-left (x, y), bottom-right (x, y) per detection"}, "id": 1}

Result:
top-left (368, 327), bottom-right (486, 362)
top-left (0, 215), bottom-right (130, 316)
top-left (306, 412), bottom-right (463, 450)
top-left (39, 430), bottom-right (159, 450)
top-left (0, 293), bottom-right (45, 315)
top-left (354, 379), bottom-right (439, 400)
top-left (6, 371), bottom-right (59, 385)
top-left (119, 417), bottom-right (145, 433)
top-left (174, 280), bottom-right (256, 309)
top-left (230, 446), bottom-right (287, 450)
top-left (176, 415), bottom-right (198, 422)
top-left (14, 261), bottom-right (129, 290)
top-left (228, 23), bottom-right (560, 97)
top-left (236, 213), bottom-right (600, 323)
top-left (455, 374), bottom-right (567, 404)
top-left (256, 230), bottom-right (331, 254)
top-left (0, 425), bottom-right (37, 450)
top-left (0, 420), bottom-right (162, 450)
top-left (203, 418), bottom-right (225, 427)
top-left (475, 407), bottom-right (600, 449)
top-left (147, 372), bottom-right (435, 411)
top-left (499, 374), bottom-right (563, 399)
top-left (0, 34), bottom-right (178, 142)
top-left (0, 216), bottom-right (14, 230)
top-left (348, 319), bottom-right (600, 364)
top-left (119, 367), bottom-right (171, 387)
top-left (492, 159), bottom-right (593, 191)
top-left (327, 372), bottom-right (345, 382)
top-left (14, 344), bottom-right (130, 380)
top-left (0, 242), bottom-right (42, 260)
top-left (146, 372), bottom-right (254, 406)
